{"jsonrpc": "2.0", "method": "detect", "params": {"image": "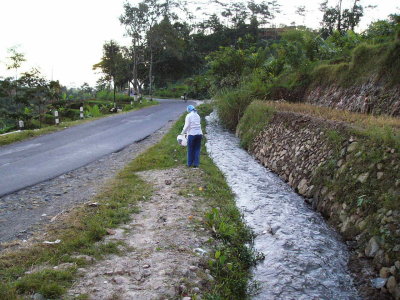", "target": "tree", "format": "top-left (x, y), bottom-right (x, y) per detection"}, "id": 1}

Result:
top-left (120, 2), bottom-right (148, 95)
top-left (6, 47), bottom-right (26, 114)
top-left (18, 69), bottom-right (60, 128)
top-left (93, 40), bottom-right (125, 107)
top-left (320, 0), bottom-right (365, 37)
top-left (6, 47), bottom-right (26, 81)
